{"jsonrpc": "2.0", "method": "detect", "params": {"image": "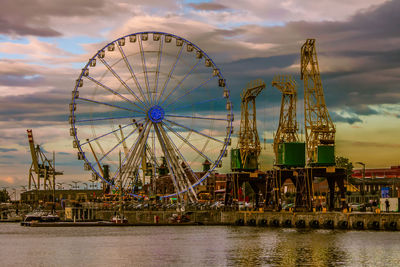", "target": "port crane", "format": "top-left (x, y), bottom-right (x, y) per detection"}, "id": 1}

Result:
top-left (234, 79), bottom-right (266, 171)
top-left (271, 75), bottom-right (300, 165)
top-left (27, 129), bottom-right (63, 190)
top-left (301, 39), bottom-right (336, 166)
